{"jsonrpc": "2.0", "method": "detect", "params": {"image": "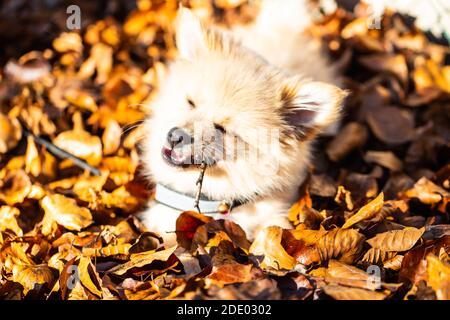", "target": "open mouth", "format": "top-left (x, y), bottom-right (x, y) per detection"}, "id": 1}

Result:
top-left (161, 145), bottom-right (217, 168)
top-left (161, 145), bottom-right (191, 167)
